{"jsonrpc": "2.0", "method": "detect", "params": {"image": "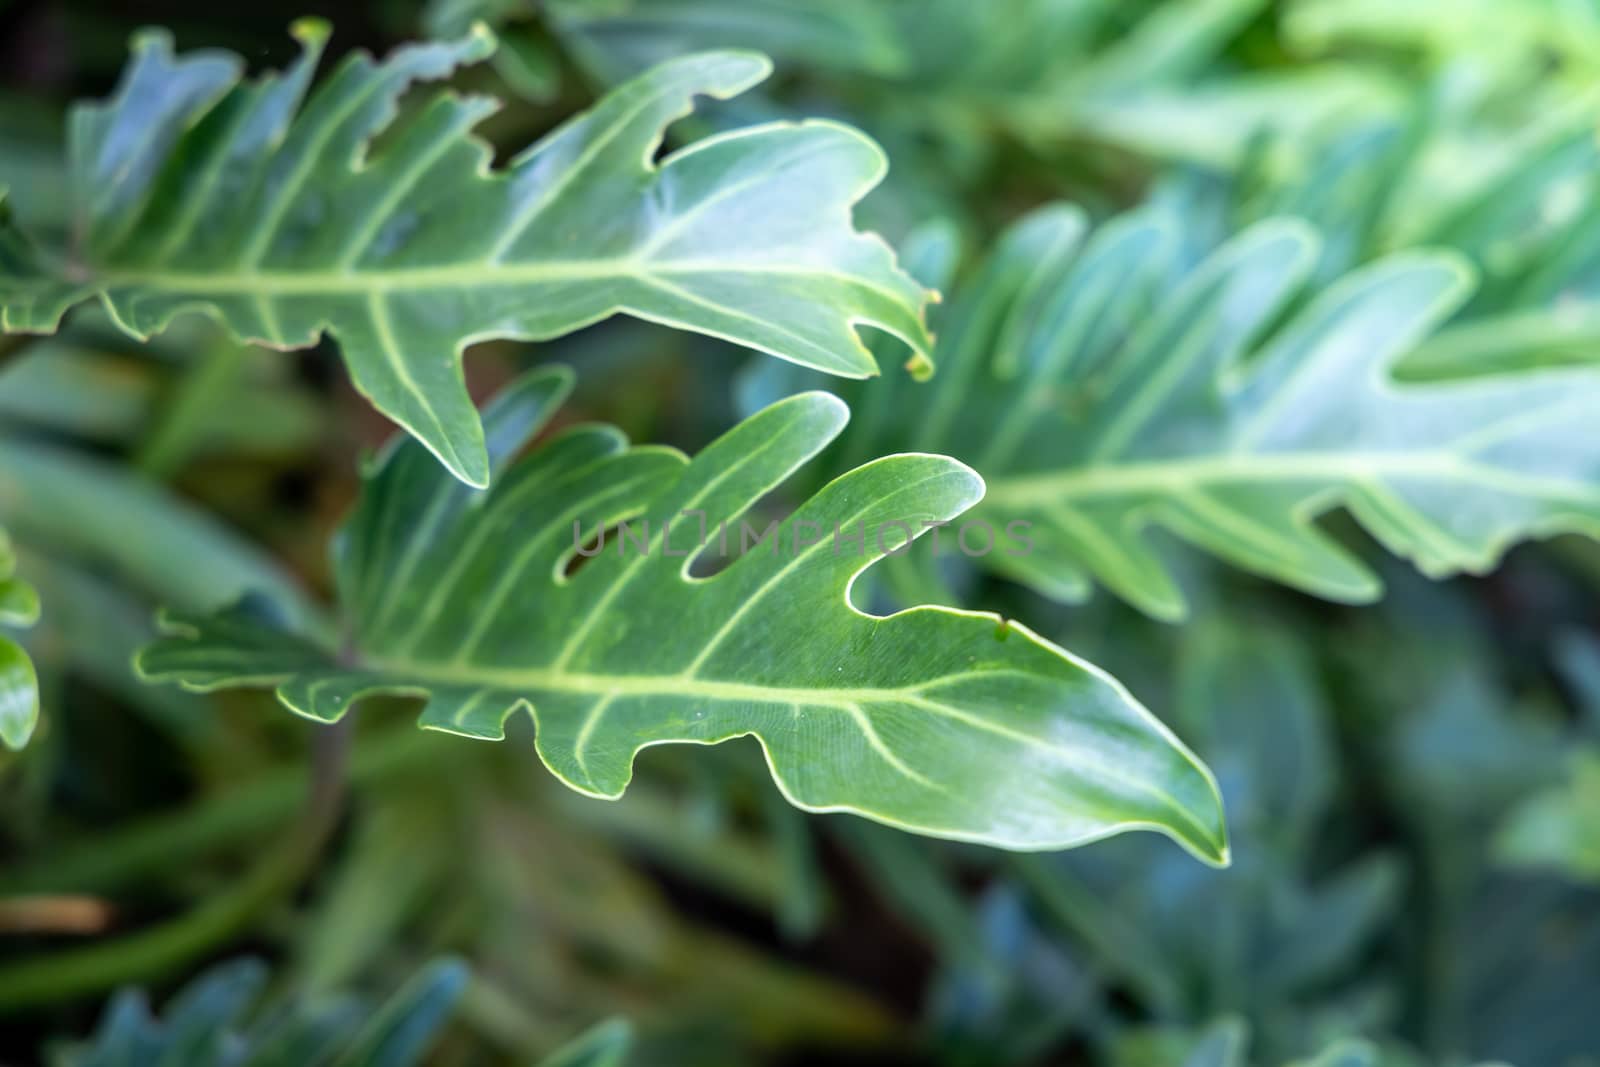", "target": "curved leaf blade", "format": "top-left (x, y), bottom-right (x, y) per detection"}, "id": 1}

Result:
top-left (0, 527), bottom-right (39, 750)
top-left (0, 634), bottom-right (38, 752)
top-left (138, 366), bottom-right (1227, 862)
top-left (0, 25), bottom-right (933, 486)
top-left (764, 205), bottom-right (1600, 618)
